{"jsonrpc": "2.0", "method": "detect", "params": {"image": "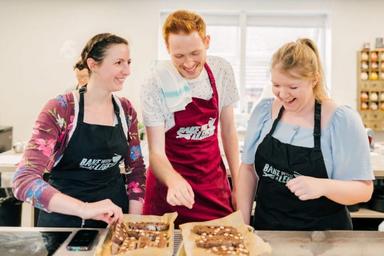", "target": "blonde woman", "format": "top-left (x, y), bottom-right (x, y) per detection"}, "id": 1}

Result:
top-left (237, 38), bottom-right (374, 230)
